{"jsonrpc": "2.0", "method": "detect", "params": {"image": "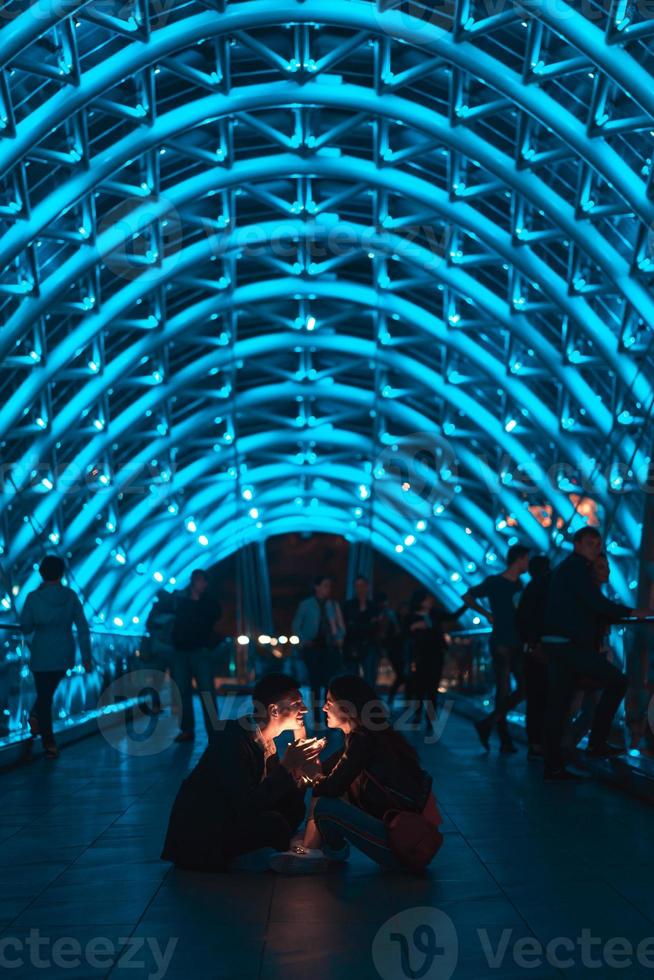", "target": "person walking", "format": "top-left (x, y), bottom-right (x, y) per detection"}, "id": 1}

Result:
top-left (20, 555), bottom-right (93, 759)
top-left (463, 544), bottom-right (530, 753)
top-left (542, 526), bottom-right (650, 782)
top-left (516, 555), bottom-right (551, 760)
top-left (171, 569), bottom-right (222, 743)
top-left (292, 576), bottom-right (345, 727)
